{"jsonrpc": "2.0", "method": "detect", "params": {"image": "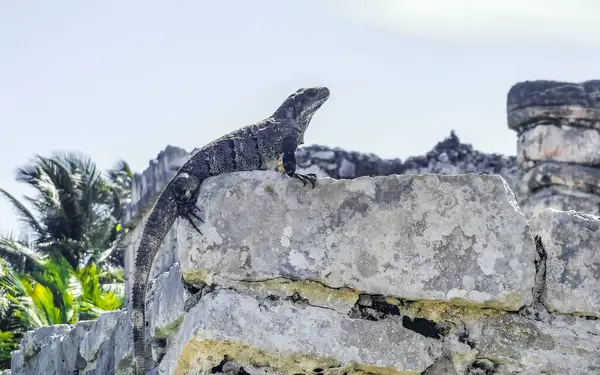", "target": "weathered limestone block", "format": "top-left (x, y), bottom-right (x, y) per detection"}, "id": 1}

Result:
top-left (147, 262), bottom-right (190, 339)
top-left (394, 298), bottom-right (600, 374)
top-left (157, 289), bottom-right (456, 375)
top-left (518, 161), bottom-right (600, 197)
top-left (517, 124), bottom-right (600, 167)
top-left (179, 171), bottom-right (537, 310)
top-left (464, 311), bottom-right (600, 374)
top-left (111, 310), bottom-right (135, 373)
top-left (80, 311), bottom-right (120, 362)
top-left (528, 209), bottom-right (600, 317)
top-left (507, 80), bottom-right (600, 130)
top-left (10, 323), bottom-right (93, 375)
top-left (9, 310), bottom-right (133, 375)
top-left (517, 161), bottom-right (600, 218)
top-left (17, 325), bottom-right (72, 359)
top-left (519, 186), bottom-right (600, 218)
top-left (57, 322), bottom-right (95, 375)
